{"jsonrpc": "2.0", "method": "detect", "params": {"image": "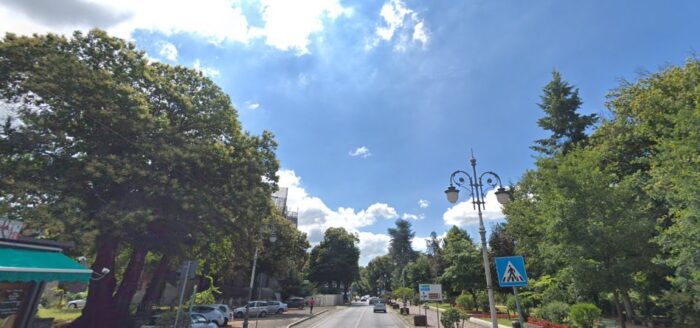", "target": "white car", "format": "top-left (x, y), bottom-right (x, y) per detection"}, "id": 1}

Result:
top-left (67, 299), bottom-right (86, 308)
top-left (205, 304), bottom-right (233, 322)
top-left (265, 301), bottom-right (288, 314)
top-left (233, 301), bottom-right (269, 318)
top-left (373, 300), bottom-right (387, 313)
top-left (191, 305), bottom-right (226, 326)
top-left (189, 314), bottom-right (218, 328)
